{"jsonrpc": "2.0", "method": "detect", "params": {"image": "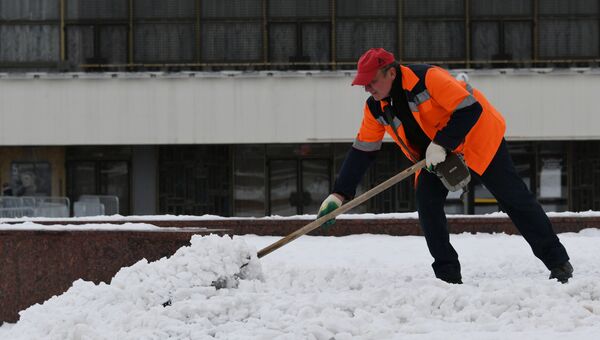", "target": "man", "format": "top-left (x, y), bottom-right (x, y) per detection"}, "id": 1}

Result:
top-left (317, 47), bottom-right (573, 284)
